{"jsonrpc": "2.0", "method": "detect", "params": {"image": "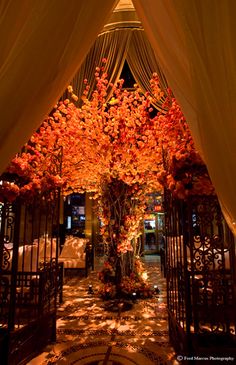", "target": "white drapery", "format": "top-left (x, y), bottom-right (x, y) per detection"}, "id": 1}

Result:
top-left (66, 28), bottom-right (167, 110)
top-left (0, 0), bottom-right (118, 173)
top-left (65, 29), bottom-right (132, 104)
top-left (1, 0), bottom-right (236, 232)
top-left (126, 29), bottom-right (168, 111)
top-left (133, 0), bottom-right (236, 232)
